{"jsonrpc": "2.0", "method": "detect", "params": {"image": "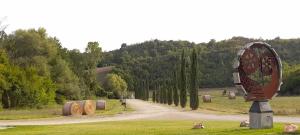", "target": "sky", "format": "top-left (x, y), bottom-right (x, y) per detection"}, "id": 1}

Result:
top-left (1, 0), bottom-right (300, 52)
